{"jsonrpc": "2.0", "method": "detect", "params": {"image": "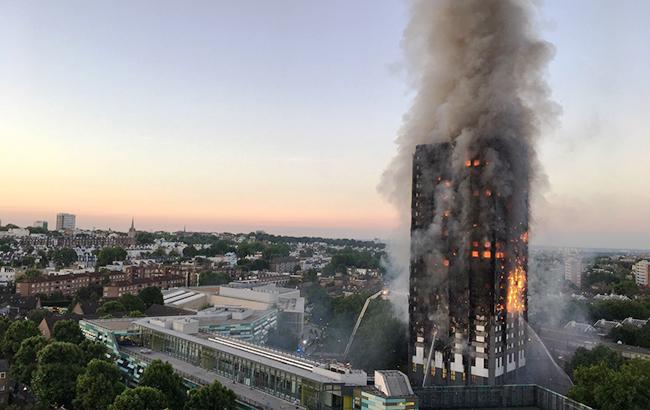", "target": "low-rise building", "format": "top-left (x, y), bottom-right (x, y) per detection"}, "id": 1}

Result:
top-left (163, 283), bottom-right (305, 340)
top-left (0, 360), bottom-right (8, 404)
top-left (103, 275), bottom-right (185, 298)
top-left (16, 272), bottom-right (103, 297)
top-left (355, 370), bottom-right (419, 410)
top-left (80, 316), bottom-right (367, 409)
top-left (270, 256), bottom-right (299, 273)
top-left (0, 267), bottom-right (15, 286)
